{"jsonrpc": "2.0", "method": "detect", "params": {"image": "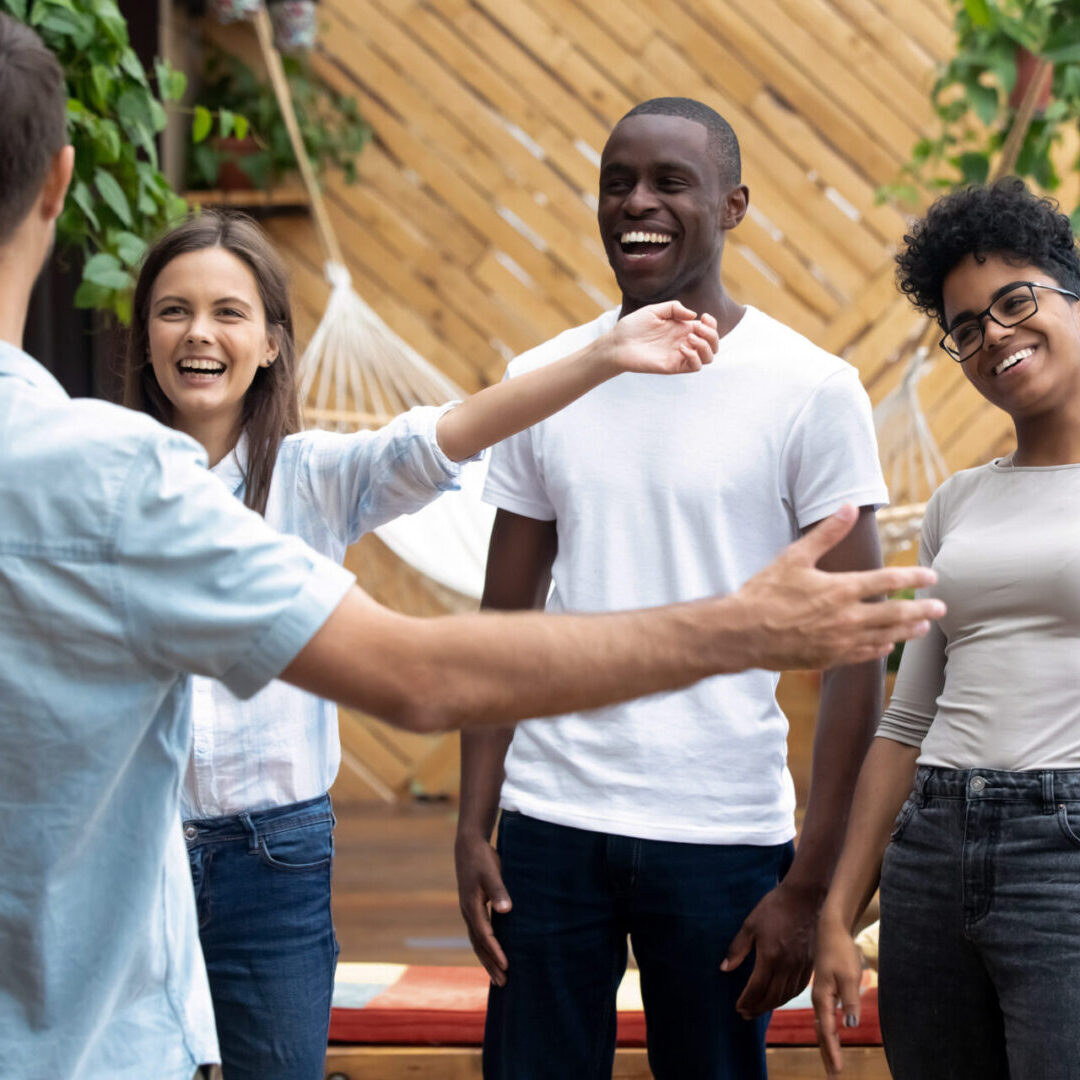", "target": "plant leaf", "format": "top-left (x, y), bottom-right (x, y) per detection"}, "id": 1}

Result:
top-left (70, 179), bottom-right (100, 232)
top-left (192, 105), bottom-right (213, 144)
top-left (74, 279), bottom-right (113, 310)
top-left (219, 107), bottom-right (234, 139)
top-left (112, 230), bottom-right (147, 266)
top-left (233, 113), bottom-right (249, 141)
top-left (94, 167), bottom-right (133, 226)
top-left (83, 251), bottom-right (131, 290)
top-left (963, 0), bottom-right (992, 28)
top-left (956, 151), bottom-right (990, 183)
top-left (967, 82), bottom-right (1000, 126)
